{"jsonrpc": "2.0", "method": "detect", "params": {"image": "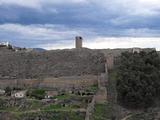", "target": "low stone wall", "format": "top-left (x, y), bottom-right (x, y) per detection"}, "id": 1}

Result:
top-left (0, 75), bottom-right (98, 90)
top-left (106, 54), bottom-right (114, 70)
top-left (94, 87), bottom-right (107, 104)
top-left (85, 96), bottom-right (95, 120)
